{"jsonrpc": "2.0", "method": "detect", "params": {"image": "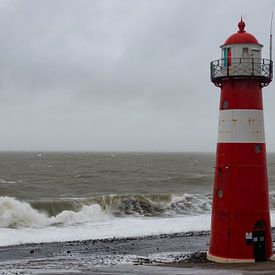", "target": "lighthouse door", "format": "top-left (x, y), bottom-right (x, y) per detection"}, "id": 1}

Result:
top-left (253, 220), bottom-right (266, 262)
